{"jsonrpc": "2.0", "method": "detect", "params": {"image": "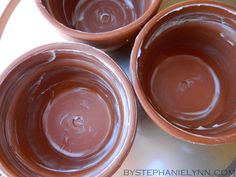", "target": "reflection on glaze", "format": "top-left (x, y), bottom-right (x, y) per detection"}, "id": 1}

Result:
top-left (145, 12), bottom-right (236, 49)
top-left (42, 0), bottom-right (146, 33)
top-left (138, 4), bottom-right (236, 138)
